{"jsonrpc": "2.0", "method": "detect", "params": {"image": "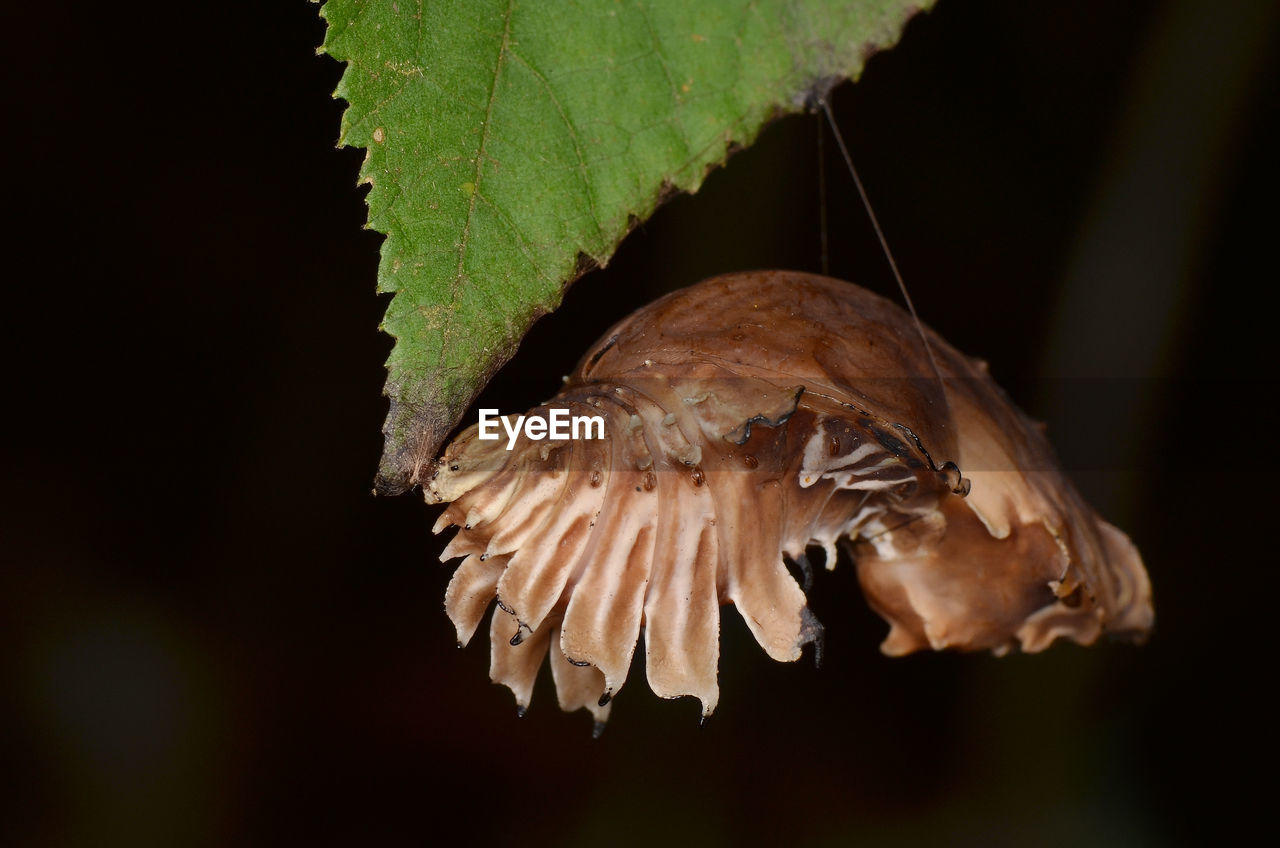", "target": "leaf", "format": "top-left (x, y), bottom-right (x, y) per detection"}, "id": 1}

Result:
top-left (319, 0), bottom-right (932, 494)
